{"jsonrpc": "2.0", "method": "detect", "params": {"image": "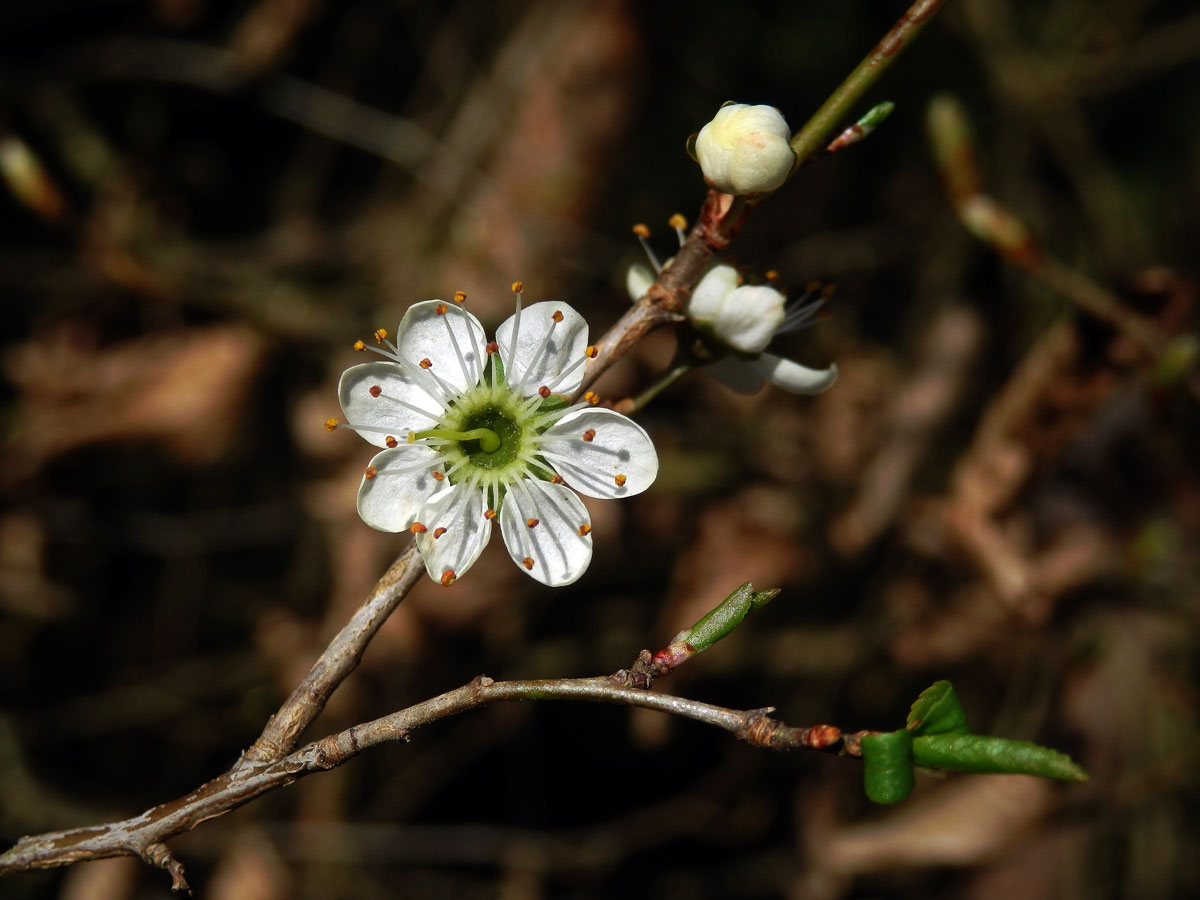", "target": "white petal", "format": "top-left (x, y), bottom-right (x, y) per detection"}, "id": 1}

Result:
top-left (706, 356), bottom-right (766, 395)
top-left (495, 301), bottom-right (589, 396)
top-left (499, 479), bottom-right (592, 587)
top-left (394, 300), bottom-right (487, 395)
top-left (730, 132), bottom-right (794, 194)
top-left (753, 353), bottom-right (838, 395)
top-left (414, 483), bottom-right (491, 584)
top-left (727, 104), bottom-right (791, 141)
top-left (339, 362), bottom-right (443, 448)
top-left (626, 263), bottom-right (655, 303)
top-left (539, 408), bottom-right (658, 499)
top-left (688, 264), bottom-right (739, 322)
top-left (356, 445), bottom-right (444, 531)
top-left (712, 285), bottom-right (786, 354)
